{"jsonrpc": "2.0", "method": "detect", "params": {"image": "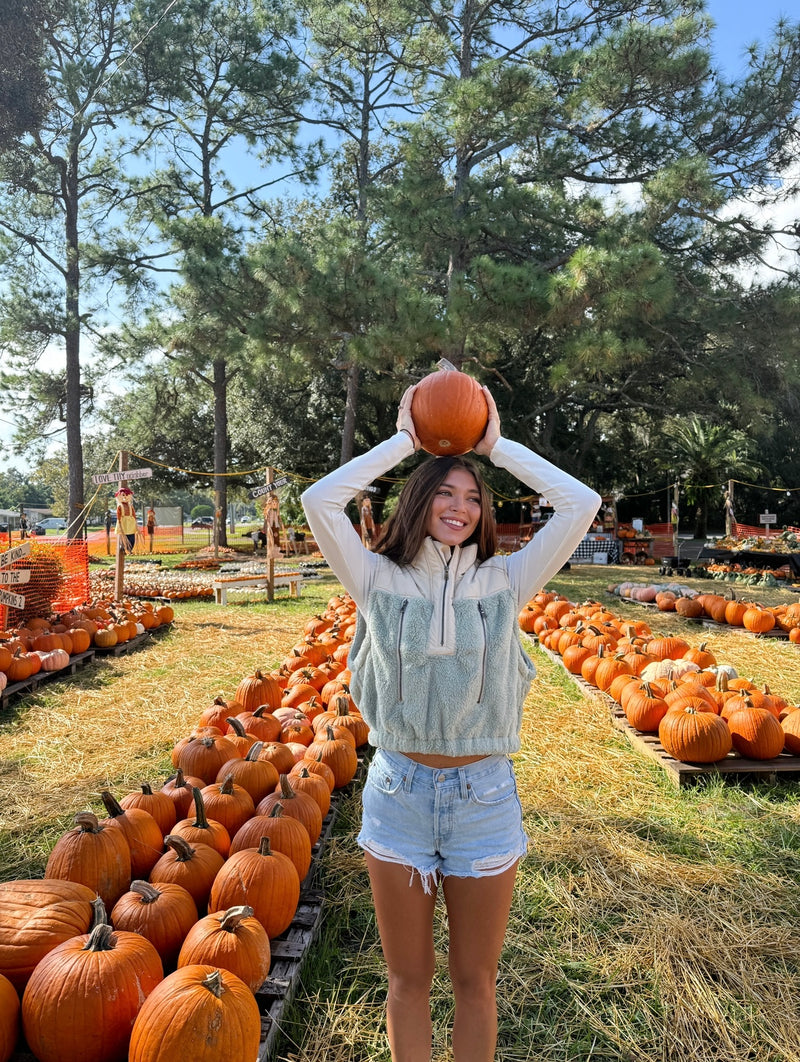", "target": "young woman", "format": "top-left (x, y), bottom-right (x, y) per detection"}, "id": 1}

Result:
top-left (302, 384), bottom-right (599, 1061)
